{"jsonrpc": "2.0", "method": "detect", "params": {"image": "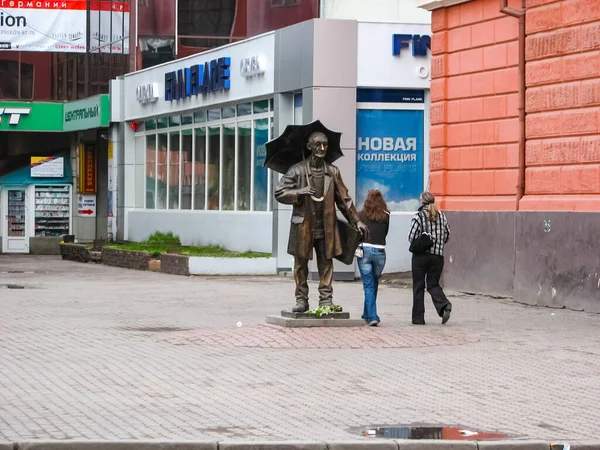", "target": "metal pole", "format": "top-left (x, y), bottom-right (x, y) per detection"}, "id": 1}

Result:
top-left (17, 51), bottom-right (21, 99)
top-left (109, 0), bottom-right (113, 80)
top-left (85, 0), bottom-right (91, 97)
